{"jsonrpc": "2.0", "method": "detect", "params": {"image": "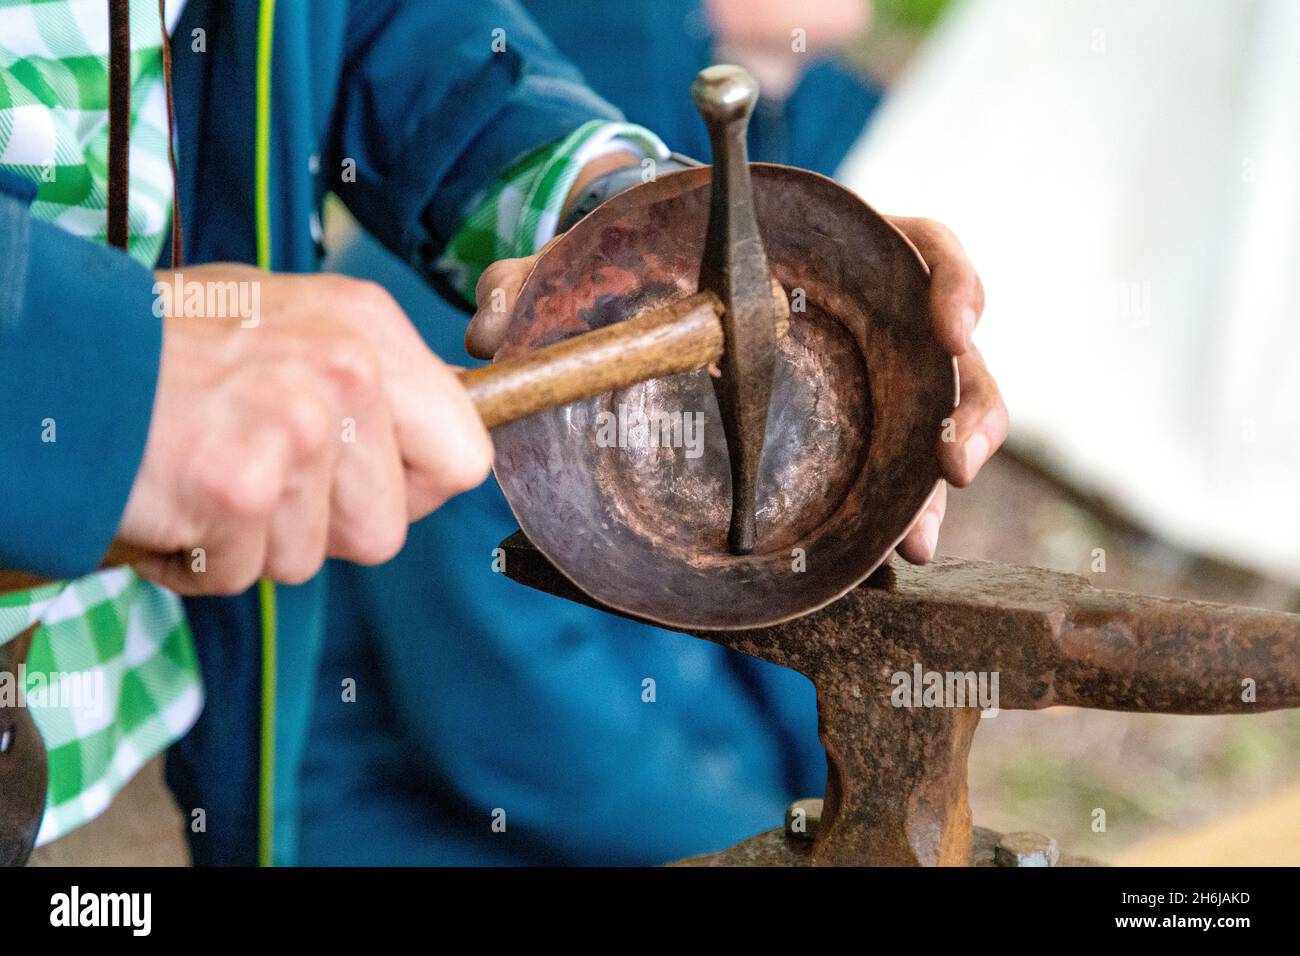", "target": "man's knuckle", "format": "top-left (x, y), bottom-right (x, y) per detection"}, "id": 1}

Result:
top-left (475, 261), bottom-right (518, 307)
top-left (277, 392), bottom-right (330, 456)
top-left (346, 518), bottom-right (407, 566)
top-left (444, 436), bottom-right (493, 494)
top-left (316, 336), bottom-right (382, 394)
top-left (340, 278), bottom-right (397, 315)
top-left (474, 264), bottom-right (501, 301)
top-left (919, 217), bottom-right (954, 243)
top-left (269, 550), bottom-right (324, 586)
top-left (202, 459), bottom-right (278, 517)
top-left (209, 562), bottom-right (260, 595)
top-left (374, 518), bottom-right (408, 563)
